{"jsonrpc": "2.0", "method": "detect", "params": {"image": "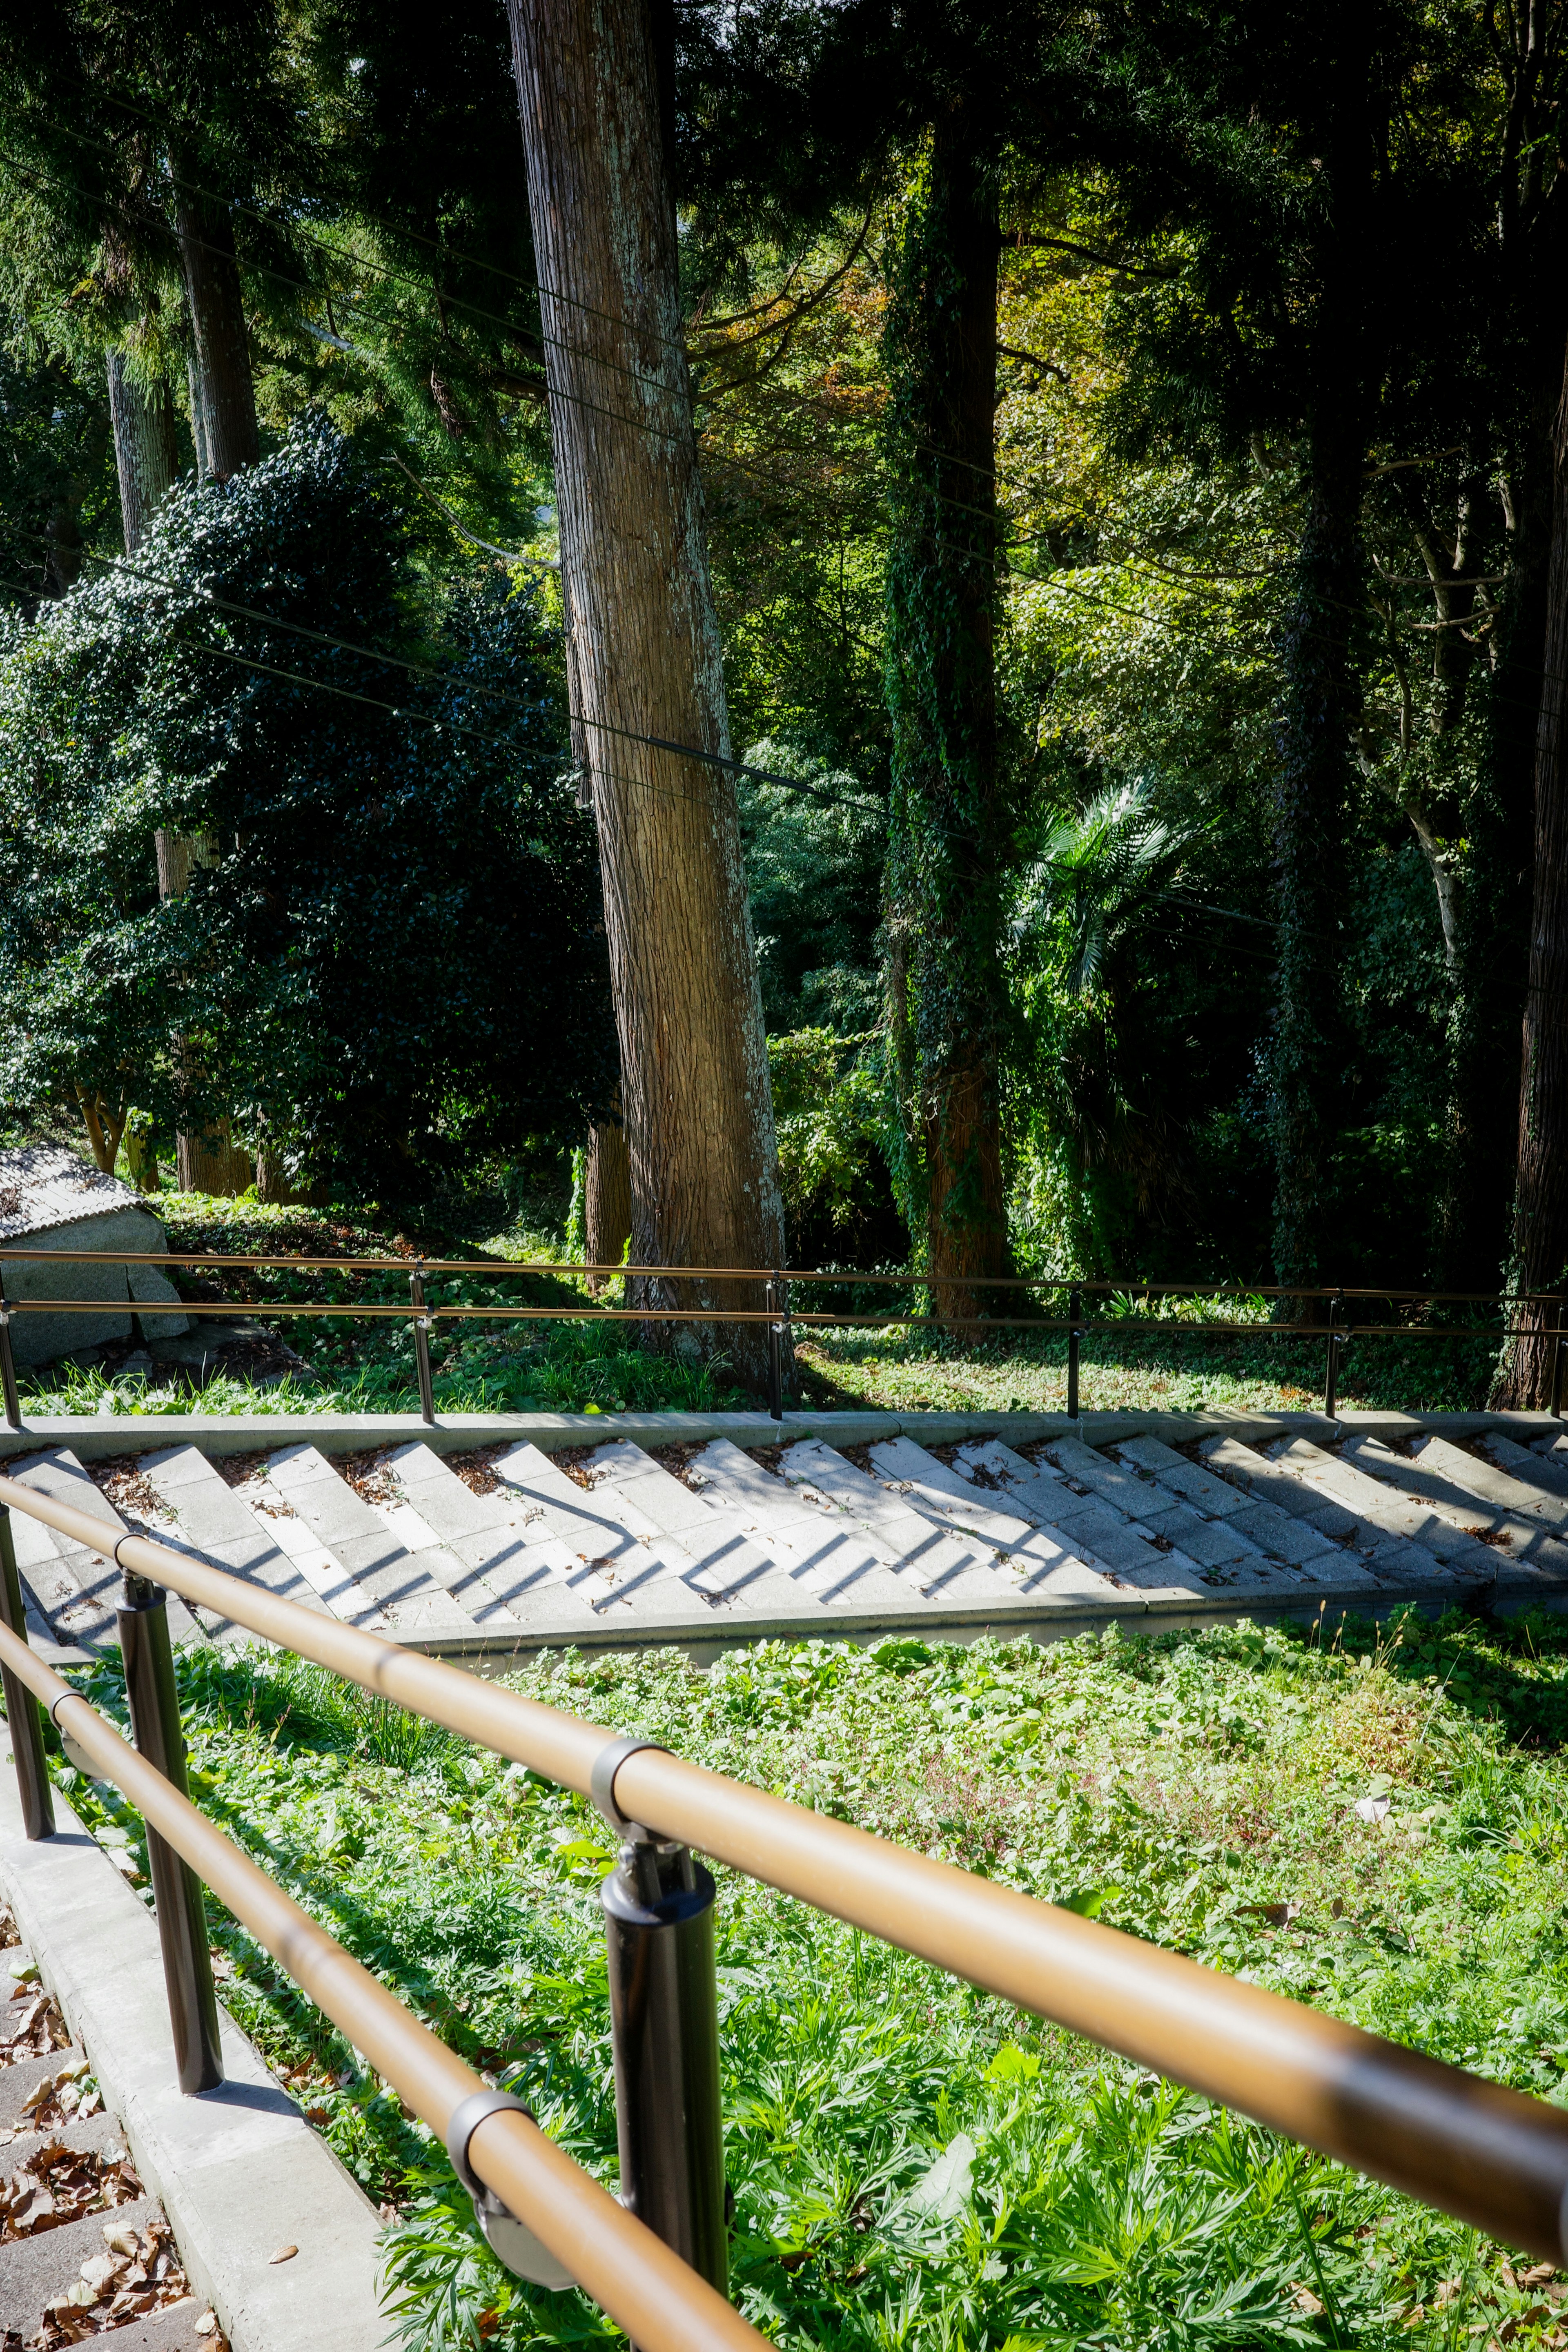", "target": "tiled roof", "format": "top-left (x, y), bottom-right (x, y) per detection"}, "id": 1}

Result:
top-left (0, 1144), bottom-right (149, 1242)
